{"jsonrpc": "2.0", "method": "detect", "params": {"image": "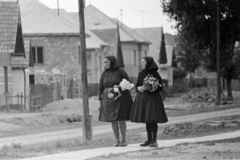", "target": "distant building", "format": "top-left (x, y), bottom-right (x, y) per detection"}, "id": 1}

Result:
top-left (0, 0), bottom-right (30, 109)
top-left (19, 0), bottom-right (109, 85)
top-left (66, 5), bottom-right (151, 81)
top-left (134, 27), bottom-right (176, 86)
